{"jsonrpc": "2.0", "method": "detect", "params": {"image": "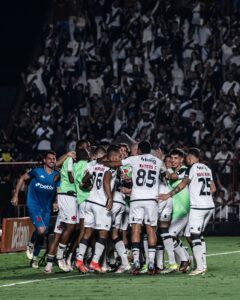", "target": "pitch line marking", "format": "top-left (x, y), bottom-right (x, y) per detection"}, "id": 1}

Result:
top-left (0, 250), bottom-right (240, 288)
